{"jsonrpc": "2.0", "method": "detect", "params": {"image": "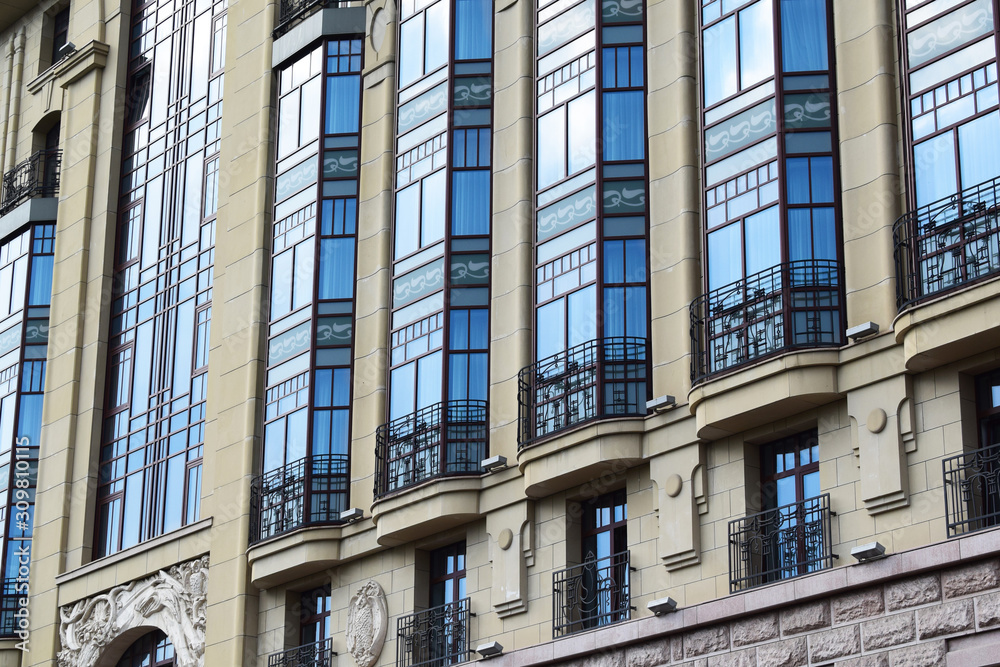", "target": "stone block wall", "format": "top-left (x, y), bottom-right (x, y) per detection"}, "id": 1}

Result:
top-left (551, 558), bottom-right (1000, 667)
